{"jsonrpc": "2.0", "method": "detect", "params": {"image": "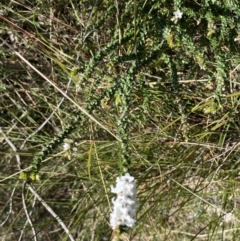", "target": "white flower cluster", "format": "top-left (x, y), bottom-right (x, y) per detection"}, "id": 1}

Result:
top-left (110, 173), bottom-right (137, 230)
